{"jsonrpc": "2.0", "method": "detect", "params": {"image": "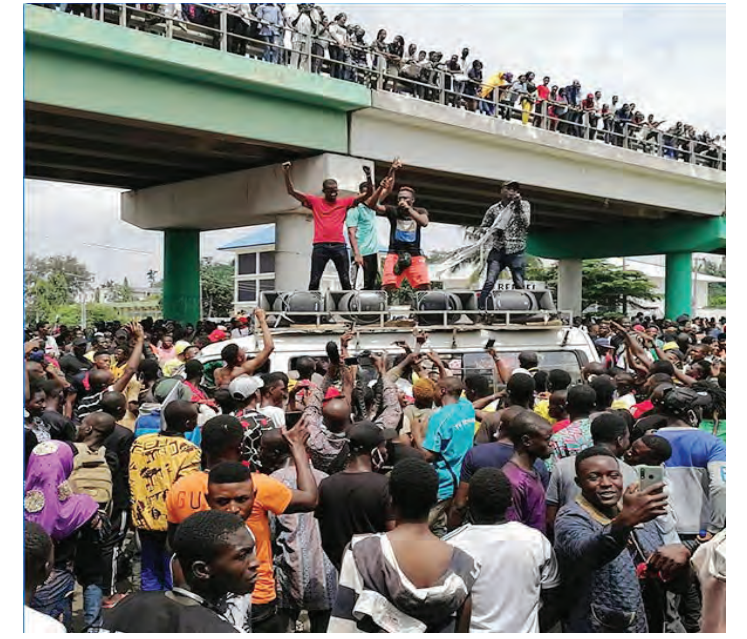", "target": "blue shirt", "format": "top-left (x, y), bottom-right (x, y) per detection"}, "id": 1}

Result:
top-left (423, 398), bottom-right (476, 501)
top-left (134, 411), bottom-right (202, 447)
top-left (345, 205), bottom-right (379, 257)
top-left (255, 4), bottom-right (283, 36)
